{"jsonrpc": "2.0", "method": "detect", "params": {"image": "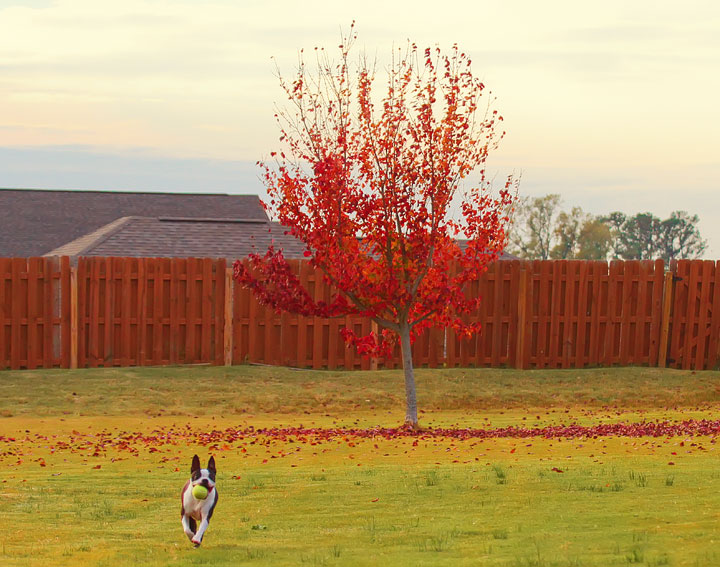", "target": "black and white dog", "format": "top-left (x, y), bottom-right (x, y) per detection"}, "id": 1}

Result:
top-left (181, 455), bottom-right (219, 546)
